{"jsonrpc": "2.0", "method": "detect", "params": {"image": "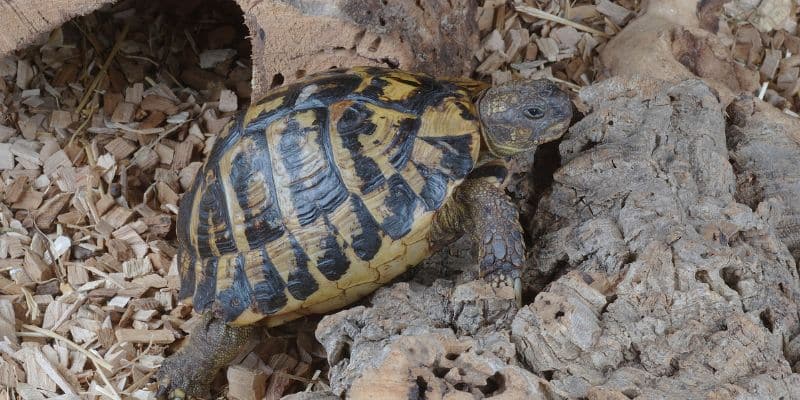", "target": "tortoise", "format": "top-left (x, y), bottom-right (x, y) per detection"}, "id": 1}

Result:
top-left (156, 66), bottom-right (572, 398)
